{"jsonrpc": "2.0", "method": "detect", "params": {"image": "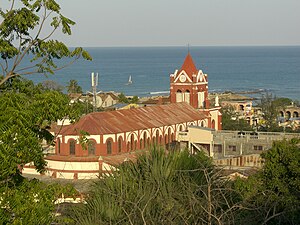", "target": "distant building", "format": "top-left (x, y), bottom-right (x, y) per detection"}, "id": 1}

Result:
top-left (177, 126), bottom-right (300, 166)
top-left (71, 92), bottom-right (119, 109)
top-left (278, 105), bottom-right (300, 130)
